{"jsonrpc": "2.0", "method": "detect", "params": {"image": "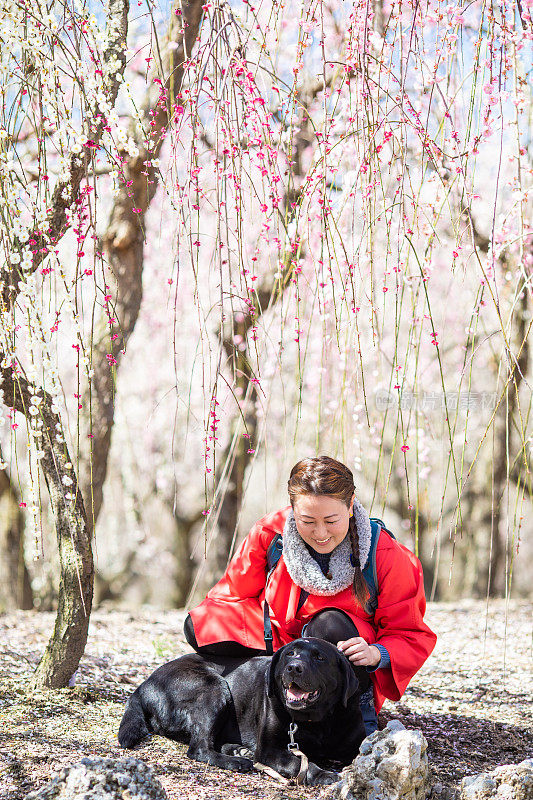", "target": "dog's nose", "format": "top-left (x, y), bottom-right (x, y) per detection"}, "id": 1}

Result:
top-left (286, 662), bottom-right (304, 675)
